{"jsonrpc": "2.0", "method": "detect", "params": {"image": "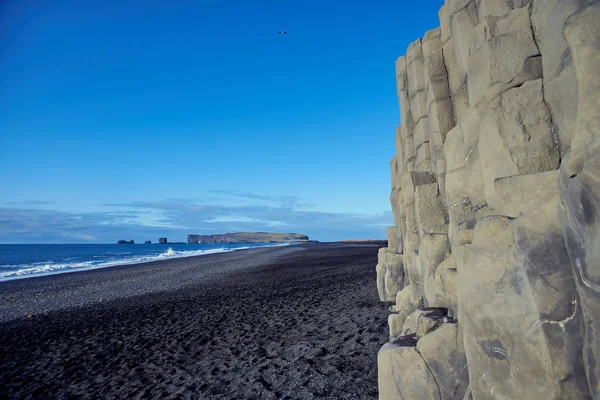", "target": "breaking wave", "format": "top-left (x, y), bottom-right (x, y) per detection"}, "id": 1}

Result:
top-left (0, 243), bottom-right (291, 281)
